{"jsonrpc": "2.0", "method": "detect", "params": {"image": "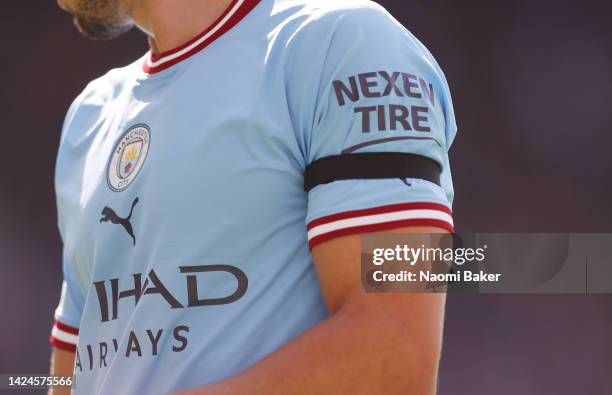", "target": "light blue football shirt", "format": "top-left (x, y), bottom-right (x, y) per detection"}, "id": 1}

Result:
top-left (50, 0), bottom-right (457, 393)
